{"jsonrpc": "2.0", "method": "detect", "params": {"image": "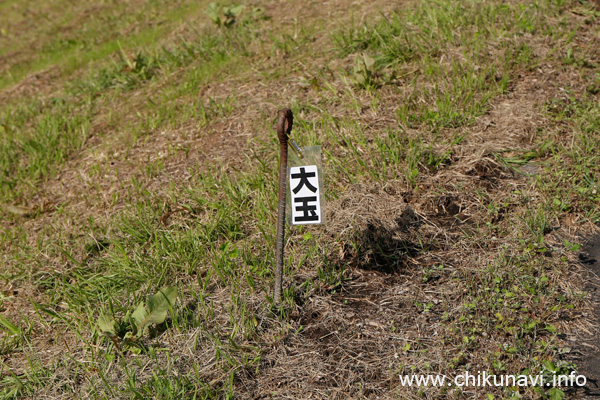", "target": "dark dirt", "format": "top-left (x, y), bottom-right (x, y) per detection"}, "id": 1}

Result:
top-left (572, 233), bottom-right (600, 397)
